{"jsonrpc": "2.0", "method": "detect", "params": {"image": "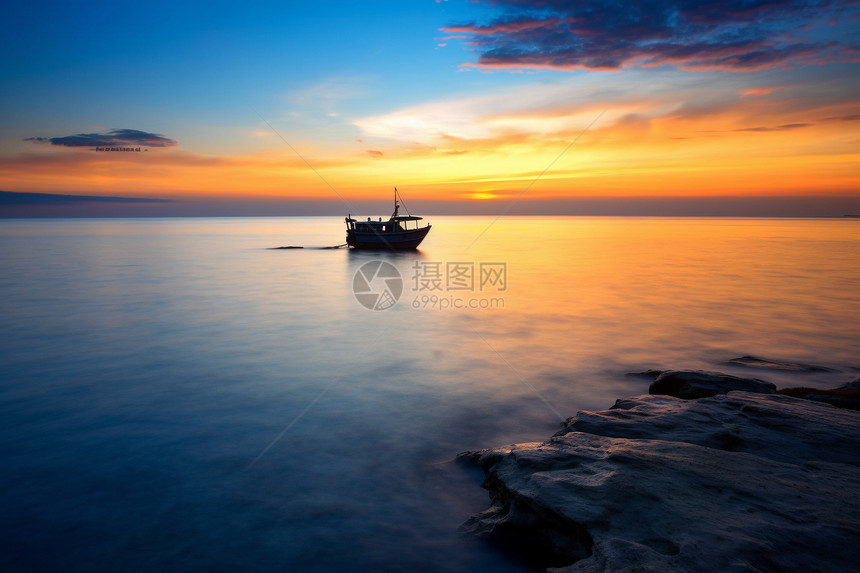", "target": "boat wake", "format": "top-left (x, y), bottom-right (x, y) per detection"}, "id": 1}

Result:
top-left (269, 243), bottom-right (348, 250)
